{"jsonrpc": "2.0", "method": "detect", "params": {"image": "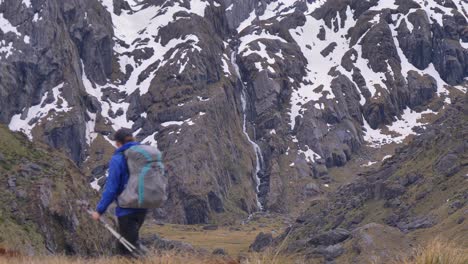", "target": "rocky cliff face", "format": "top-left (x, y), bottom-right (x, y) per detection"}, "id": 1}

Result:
top-left (0, 124), bottom-right (112, 255)
top-left (1, 0), bottom-right (467, 224)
